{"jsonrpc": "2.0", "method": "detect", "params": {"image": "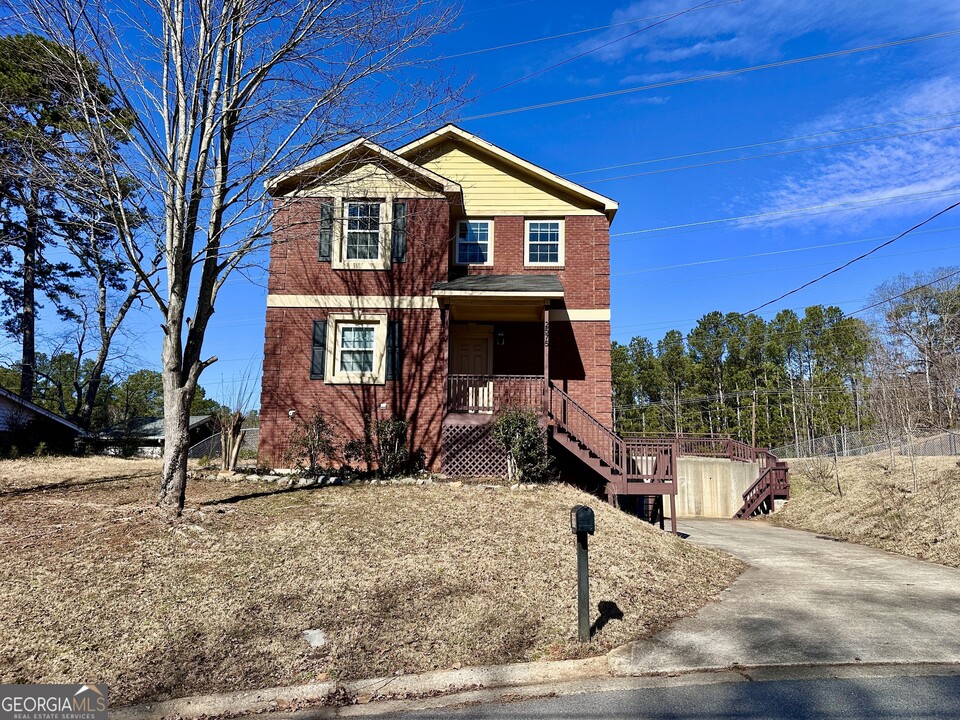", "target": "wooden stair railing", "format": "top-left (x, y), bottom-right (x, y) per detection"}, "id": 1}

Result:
top-left (735, 453), bottom-right (790, 518)
top-left (548, 382), bottom-right (624, 485)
